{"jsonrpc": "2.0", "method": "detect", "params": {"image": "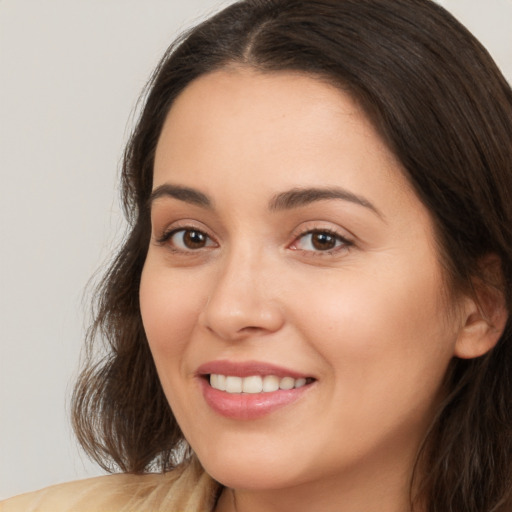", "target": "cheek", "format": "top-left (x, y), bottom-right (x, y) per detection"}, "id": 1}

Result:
top-left (294, 259), bottom-right (457, 395)
top-left (139, 263), bottom-right (203, 362)
top-left (139, 263), bottom-right (209, 429)
top-left (293, 272), bottom-right (456, 456)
